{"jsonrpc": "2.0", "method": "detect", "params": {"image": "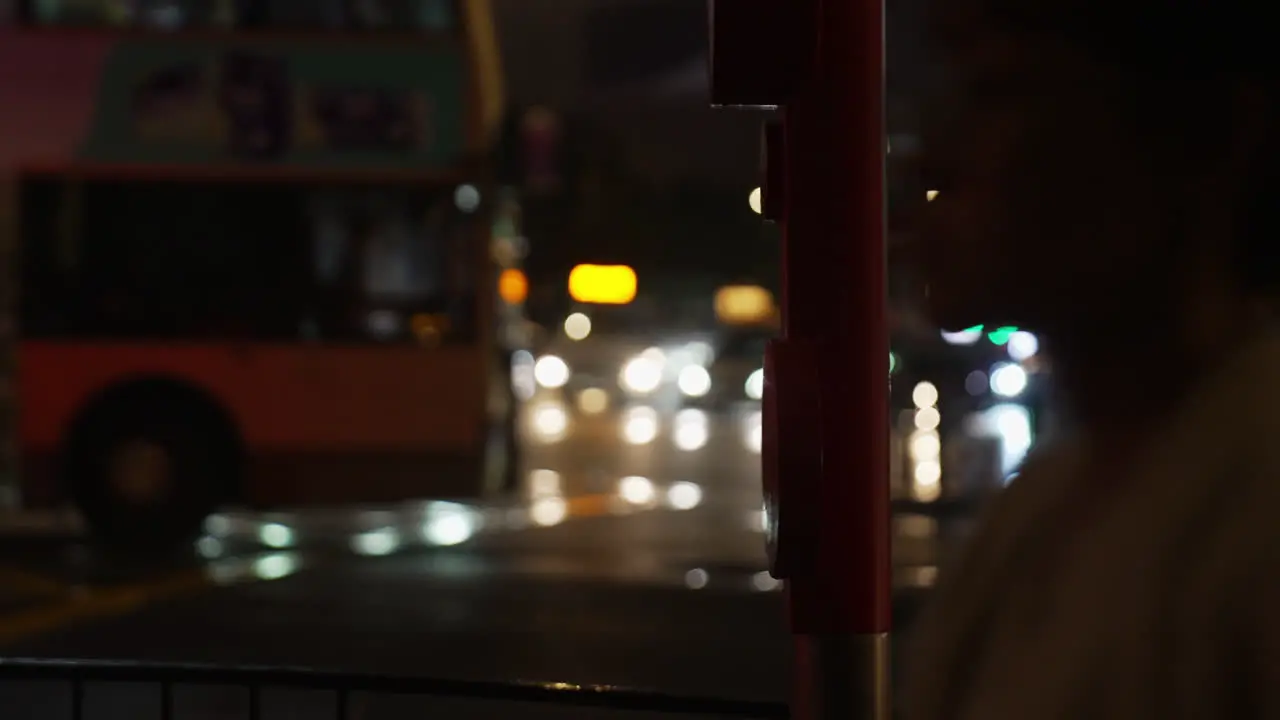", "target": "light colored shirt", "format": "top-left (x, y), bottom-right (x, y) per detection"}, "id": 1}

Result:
top-left (903, 332), bottom-right (1280, 720)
